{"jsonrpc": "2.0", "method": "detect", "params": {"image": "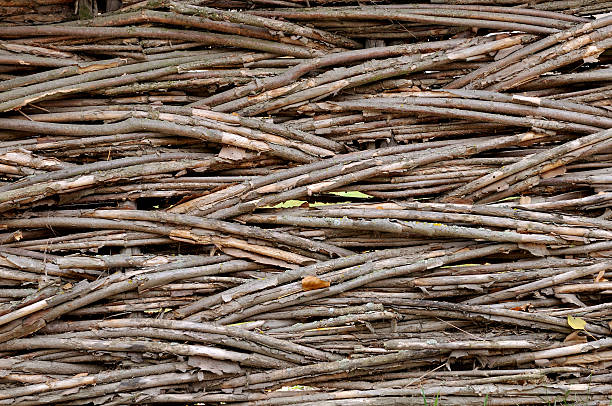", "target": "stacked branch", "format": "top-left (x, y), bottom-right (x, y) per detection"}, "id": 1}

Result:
top-left (1, 1), bottom-right (612, 405)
